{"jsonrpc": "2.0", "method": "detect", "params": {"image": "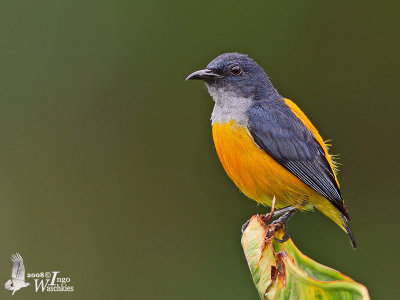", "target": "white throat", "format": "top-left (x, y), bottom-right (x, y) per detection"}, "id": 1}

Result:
top-left (207, 85), bottom-right (253, 126)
